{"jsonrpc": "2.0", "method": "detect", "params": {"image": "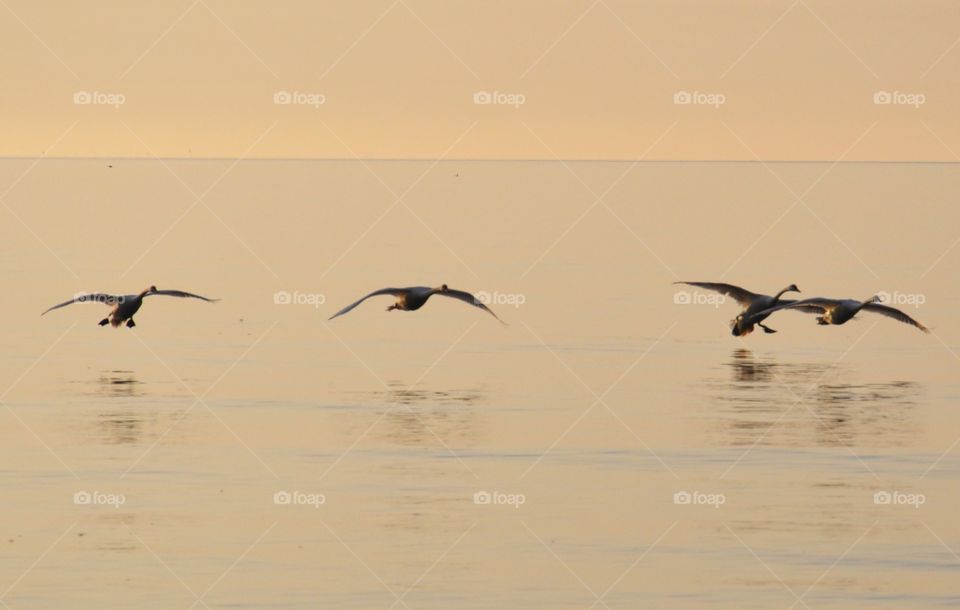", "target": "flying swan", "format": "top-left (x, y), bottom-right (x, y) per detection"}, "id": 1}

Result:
top-left (674, 281), bottom-right (801, 336)
top-left (748, 296), bottom-right (929, 333)
top-left (329, 284), bottom-right (504, 324)
top-left (42, 286), bottom-right (218, 328)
